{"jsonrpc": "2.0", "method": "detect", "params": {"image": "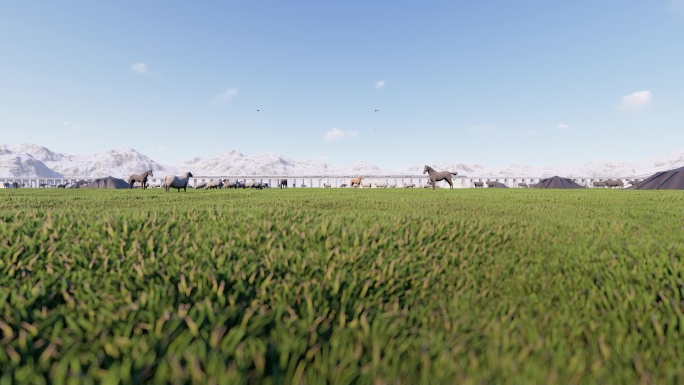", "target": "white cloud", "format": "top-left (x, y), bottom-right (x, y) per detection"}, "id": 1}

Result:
top-left (375, 80), bottom-right (385, 89)
top-left (514, 128), bottom-right (542, 137)
top-left (619, 90), bottom-right (652, 111)
top-left (469, 125), bottom-right (496, 133)
top-left (131, 62), bottom-right (150, 74)
top-left (324, 127), bottom-right (359, 142)
top-left (62, 122), bottom-right (83, 131)
top-left (557, 123), bottom-right (570, 130)
top-left (211, 88), bottom-right (239, 104)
